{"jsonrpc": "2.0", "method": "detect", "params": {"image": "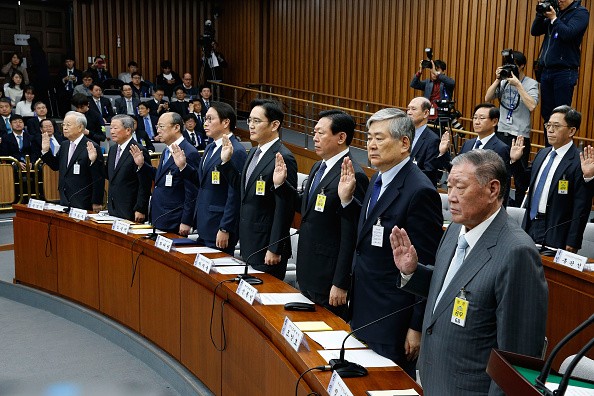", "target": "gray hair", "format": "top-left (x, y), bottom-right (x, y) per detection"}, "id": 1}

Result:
top-left (169, 111), bottom-right (184, 129)
top-left (112, 114), bottom-right (134, 130)
top-left (366, 108), bottom-right (415, 143)
top-left (65, 110), bottom-right (87, 129)
top-left (451, 149), bottom-right (508, 200)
